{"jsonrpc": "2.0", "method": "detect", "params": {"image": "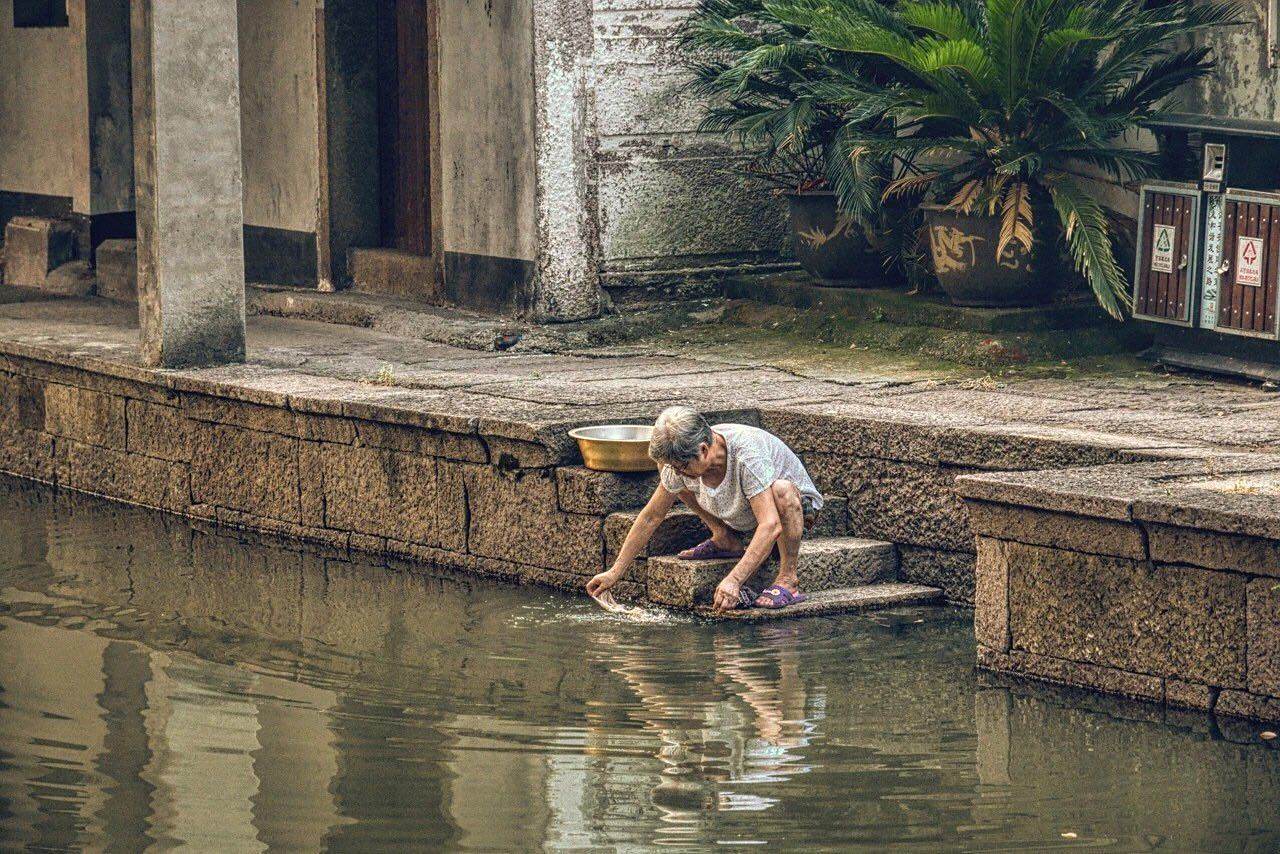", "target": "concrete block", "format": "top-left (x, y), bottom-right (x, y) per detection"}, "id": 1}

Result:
top-left (807, 453), bottom-right (975, 551)
top-left (191, 422), bottom-right (302, 523)
top-left (354, 420), bottom-right (487, 463)
top-left (605, 507), bottom-right (707, 560)
top-left (464, 466), bottom-right (604, 574)
top-left (556, 465), bottom-right (657, 515)
top-left (966, 500), bottom-right (1147, 559)
top-left (897, 544), bottom-right (976, 604)
top-left (43, 261), bottom-right (96, 297)
top-left (320, 444), bottom-right (466, 551)
top-left (1247, 577), bottom-right (1280, 698)
top-left (1215, 690), bottom-right (1280, 723)
top-left (1146, 522), bottom-right (1280, 578)
top-left (349, 248), bottom-right (438, 300)
top-left (95, 239), bottom-right (138, 303)
top-left (55, 438), bottom-right (190, 512)
top-left (974, 537), bottom-right (1010, 652)
top-left (1006, 541), bottom-right (1247, 687)
top-left (2, 216), bottom-right (75, 287)
top-left (44, 383), bottom-right (126, 449)
top-left (125, 399), bottom-right (191, 462)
